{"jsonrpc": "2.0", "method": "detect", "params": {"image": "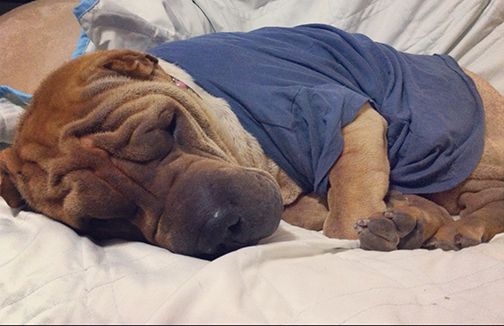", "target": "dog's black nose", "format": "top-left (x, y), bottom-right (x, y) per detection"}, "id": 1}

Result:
top-left (196, 211), bottom-right (250, 258)
top-left (194, 170), bottom-right (283, 259)
top-left (196, 209), bottom-right (267, 258)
